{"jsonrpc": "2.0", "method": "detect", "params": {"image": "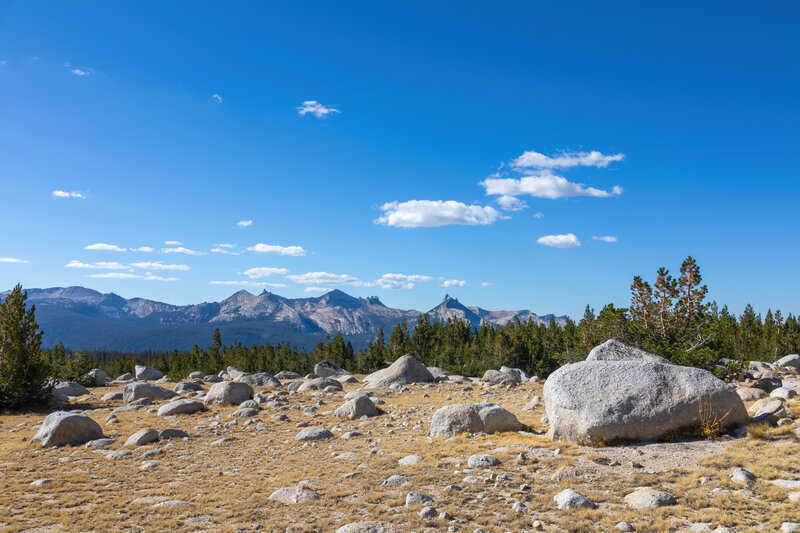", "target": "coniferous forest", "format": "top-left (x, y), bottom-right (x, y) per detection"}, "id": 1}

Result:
top-left (37, 257), bottom-right (800, 382)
